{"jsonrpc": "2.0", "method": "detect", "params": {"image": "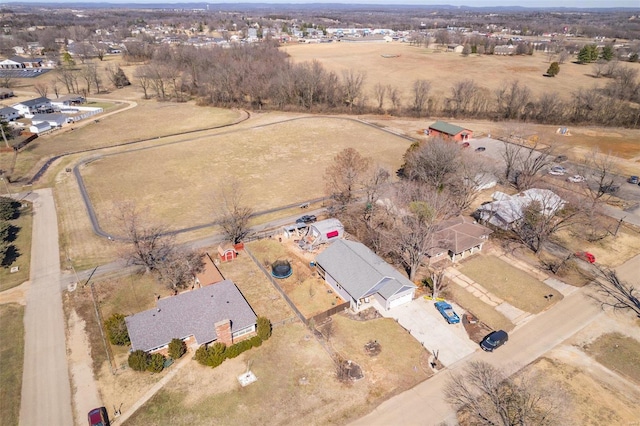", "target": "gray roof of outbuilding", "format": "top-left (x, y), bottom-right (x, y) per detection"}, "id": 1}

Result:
top-left (0, 106), bottom-right (18, 114)
top-left (428, 120), bottom-right (469, 136)
top-left (315, 240), bottom-right (415, 301)
top-left (125, 280), bottom-right (256, 352)
top-left (17, 97), bottom-right (50, 107)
